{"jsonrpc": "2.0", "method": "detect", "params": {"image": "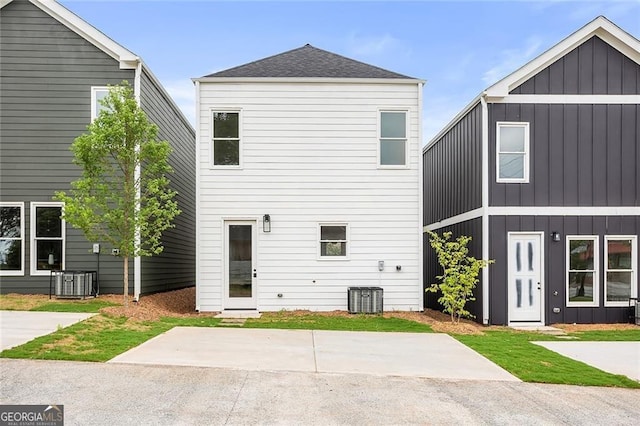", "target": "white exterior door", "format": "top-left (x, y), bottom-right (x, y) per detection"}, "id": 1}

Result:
top-left (224, 221), bottom-right (257, 309)
top-left (508, 233), bottom-right (544, 323)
